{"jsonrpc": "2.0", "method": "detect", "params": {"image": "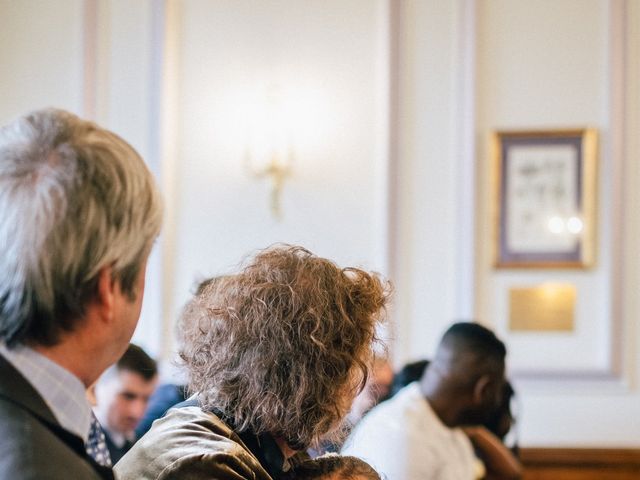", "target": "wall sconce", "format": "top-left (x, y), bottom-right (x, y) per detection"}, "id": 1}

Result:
top-left (237, 83), bottom-right (326, 219)
top-left (244, 146), bottom-right (292, 220)
top-left (241, 85), bottom-right (297, 220)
